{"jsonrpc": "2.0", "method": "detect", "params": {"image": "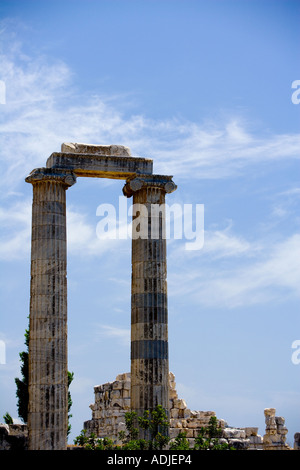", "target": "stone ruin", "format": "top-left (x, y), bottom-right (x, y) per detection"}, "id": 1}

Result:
top-left (2, 141), bottom-right (297, 451)
top-left (83, 371), bottom-right (293, 450)
top-left (263, 408), bottom-right (290, 450)
top-left (24, 143), bottom-right (176, 449)
top-left (0, 373), bottom-right (297, 450)
top-left (0, 424), bottom-right (28, 451)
